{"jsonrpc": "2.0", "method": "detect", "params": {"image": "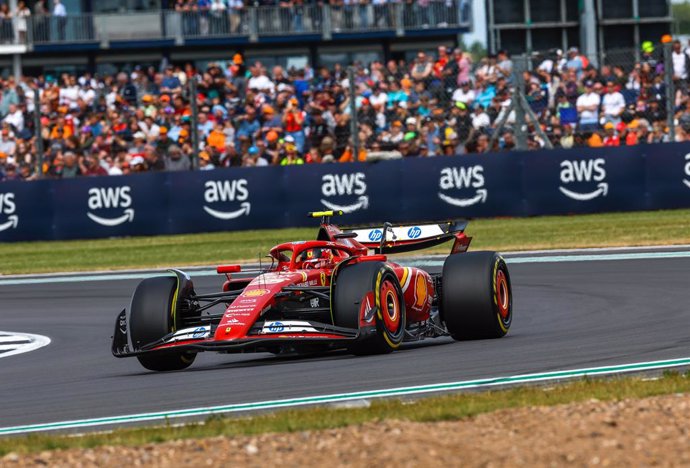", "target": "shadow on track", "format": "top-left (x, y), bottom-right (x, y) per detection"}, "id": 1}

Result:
top-left (119, 338), bottom-right (459, 376)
